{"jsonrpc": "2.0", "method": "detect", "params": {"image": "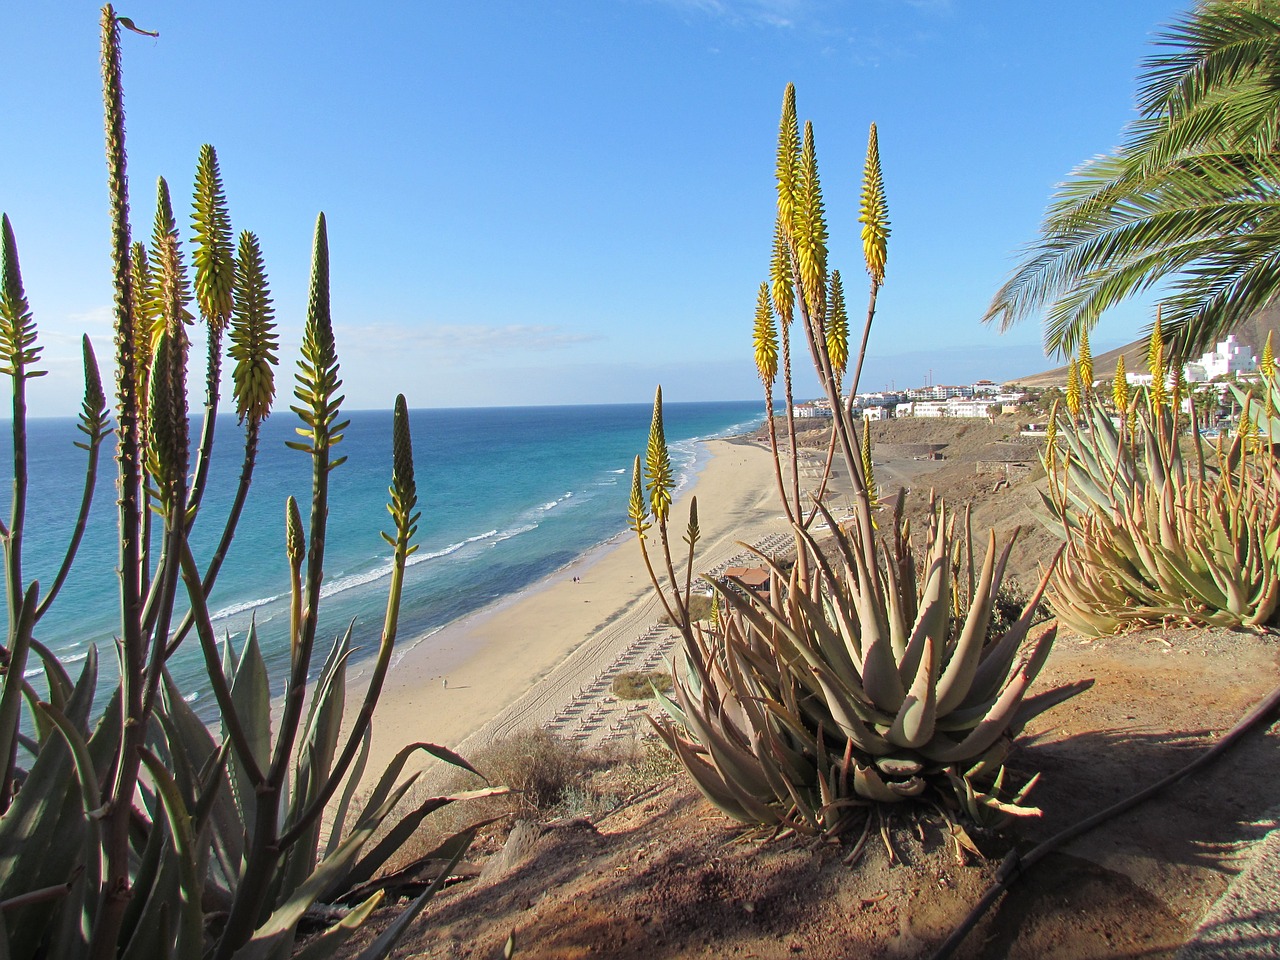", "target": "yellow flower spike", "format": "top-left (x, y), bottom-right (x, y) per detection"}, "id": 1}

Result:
top-left (129, 240), bottom-right (153, 421)
top-left (645, 386), bottom-right (674, 524)
top-left (861, 416), bottom-right (878, 507)
top-left (1113, 355), bottom-right (1129, 414)
top-left (1065, 359), bottom-right (1081, 419)
top-left (191, 144), bottom-right (234, 332)
top-left (1263, 332), bottom-right (1276, 420)
top-left (1148, 316), bottom-right (1167, 409)
top-left (770, 217), bottom-right (794, 326)
top-left (1044, 400), bottom-right (1060, 477)
top-left (826, 270), bottom-right (849, 380)
top-left (859, 123), bottom-right (890, 286)
top-left (684, 496), bottom-right (700, 551)
top-left (792, 121), bottom-right (829, 317)
top-left (628, 455), bottom-right (651, 538)
top-left (1078, 327), bottom-right (1093, 398)
top-left (753, 282), bottom-right (778, 386)
top-left (776, 84), bottom-right (800, 240)
top-left (229, 231), bottom-right (278, 425)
